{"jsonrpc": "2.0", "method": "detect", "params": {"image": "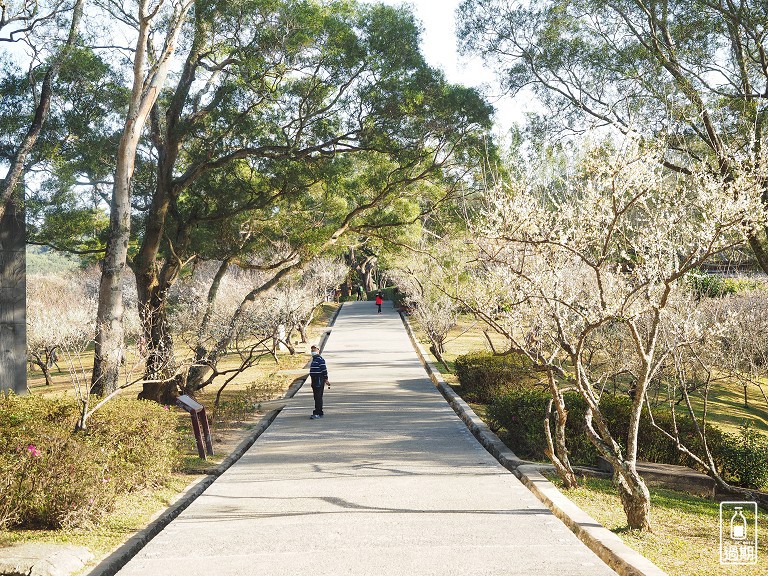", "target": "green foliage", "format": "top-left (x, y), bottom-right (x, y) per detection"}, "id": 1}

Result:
top-left (454, 351), bottom-right (538, 403)
top-left (720, 423), bottom-right (768, 490)
top-left (26, 246), bottom-right (82, 275)
top-left (486, 387), bottom-right (734, 476)
top-left (0, 394), bottom-right (177, 529)
top-left (685, 271), bottom-right (762, 298)
top-left (371, 287), bottom-right (398, 301)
